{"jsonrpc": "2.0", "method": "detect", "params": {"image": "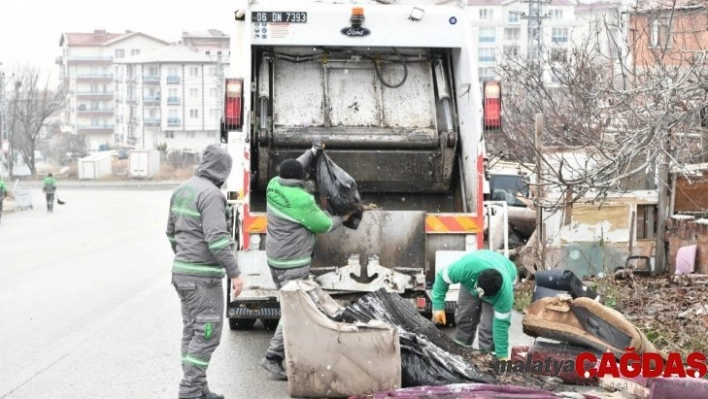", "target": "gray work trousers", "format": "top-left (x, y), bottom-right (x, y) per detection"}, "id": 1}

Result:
top-left (264, 265), bottom-right (310, 361)
top-left (454, 284), bottom-right (494, 351)
top-left (173, 274), bottom-right (224, 399)
top-left (45, 192), bottom-right (55, 211)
